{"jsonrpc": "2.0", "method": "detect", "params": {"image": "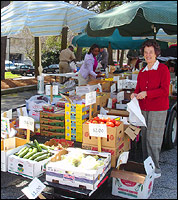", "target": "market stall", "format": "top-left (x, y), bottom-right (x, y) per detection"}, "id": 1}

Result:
top-left (1, 64), bottom-right (177, 199)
